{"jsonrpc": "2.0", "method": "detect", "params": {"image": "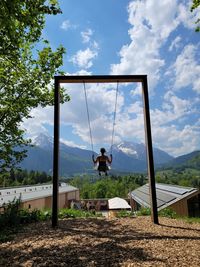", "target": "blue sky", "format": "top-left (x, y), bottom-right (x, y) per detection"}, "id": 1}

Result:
top-left (23, 0), bottom-right (200, 157)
